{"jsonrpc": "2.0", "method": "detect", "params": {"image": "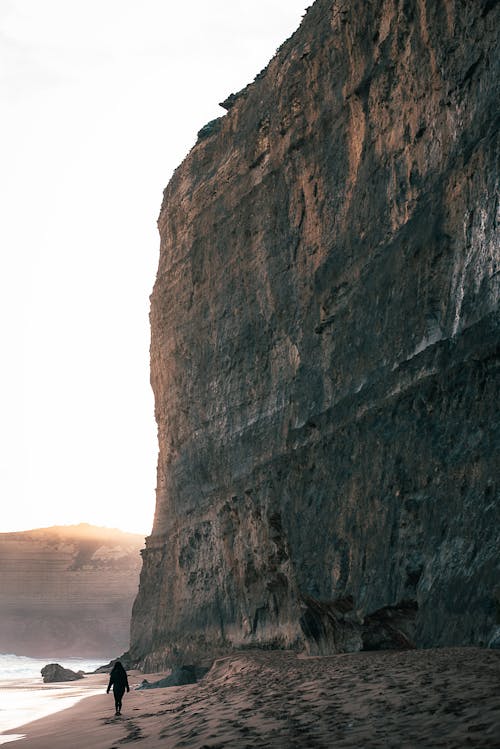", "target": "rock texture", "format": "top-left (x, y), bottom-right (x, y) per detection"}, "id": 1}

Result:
top-left (41, 663), bottom-right (84, 683)
top-left (0, 525), bottom-right (143, 658)
top-left (131, 0), bottom-right (499, 669)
